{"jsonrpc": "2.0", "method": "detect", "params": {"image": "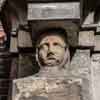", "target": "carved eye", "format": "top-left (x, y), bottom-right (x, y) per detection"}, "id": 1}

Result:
top-left (53, 42), bottom-right (65, 49)
top-left (44, 43), bottom-right (49, 47)
top-left (39, 43), bottom-right (49, 50)
top-left (53, 42), bottom-right (60, 46)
